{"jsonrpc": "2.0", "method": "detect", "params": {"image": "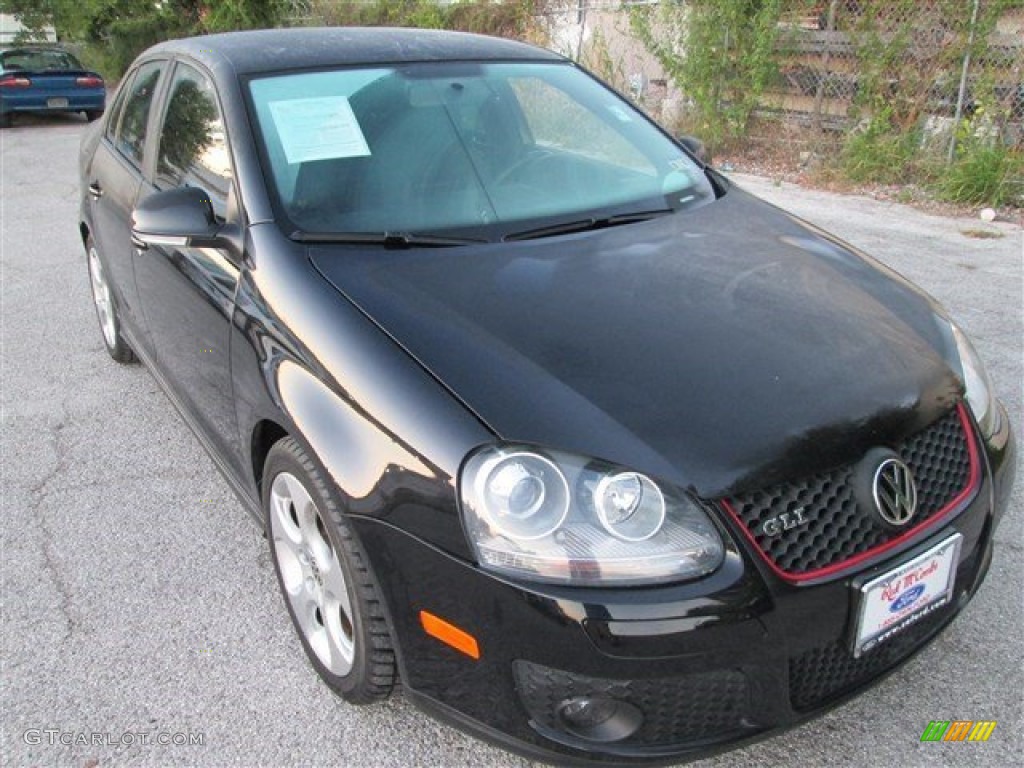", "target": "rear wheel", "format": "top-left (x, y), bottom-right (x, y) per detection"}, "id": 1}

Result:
top-left (84, 110), bottom-right (103, 122)
top-left (86, 236), bottom-right (135, 363)
top-left (0, 112), bottom-right (11, 129)
top-left (263, 437), bottom-right (397, 704)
